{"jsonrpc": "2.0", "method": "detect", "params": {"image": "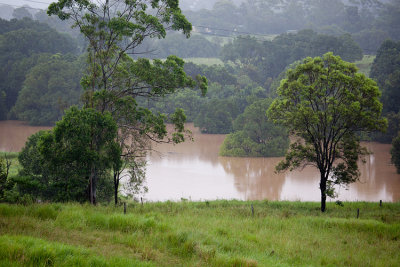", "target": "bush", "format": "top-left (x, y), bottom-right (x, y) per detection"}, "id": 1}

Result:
top-left (220, 98), bottom-right (289, 157)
